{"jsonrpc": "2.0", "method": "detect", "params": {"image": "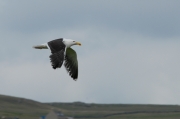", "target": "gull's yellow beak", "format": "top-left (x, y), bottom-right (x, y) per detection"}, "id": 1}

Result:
top-left (76, 42), bottom-right (81, 46)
